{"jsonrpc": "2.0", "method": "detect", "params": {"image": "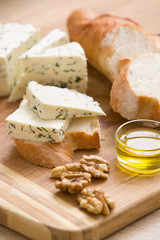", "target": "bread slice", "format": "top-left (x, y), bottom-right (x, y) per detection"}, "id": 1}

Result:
top-left (14, 116), bottom-right (101, 168)
top-left (65, 117), bottom-right (101, 150)
top-left (110, 53), bottom-right (160, 120)
top-left (15, 139), bottom-right (74, 168)
top-left (67, 9), bottom-right (159, 82)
